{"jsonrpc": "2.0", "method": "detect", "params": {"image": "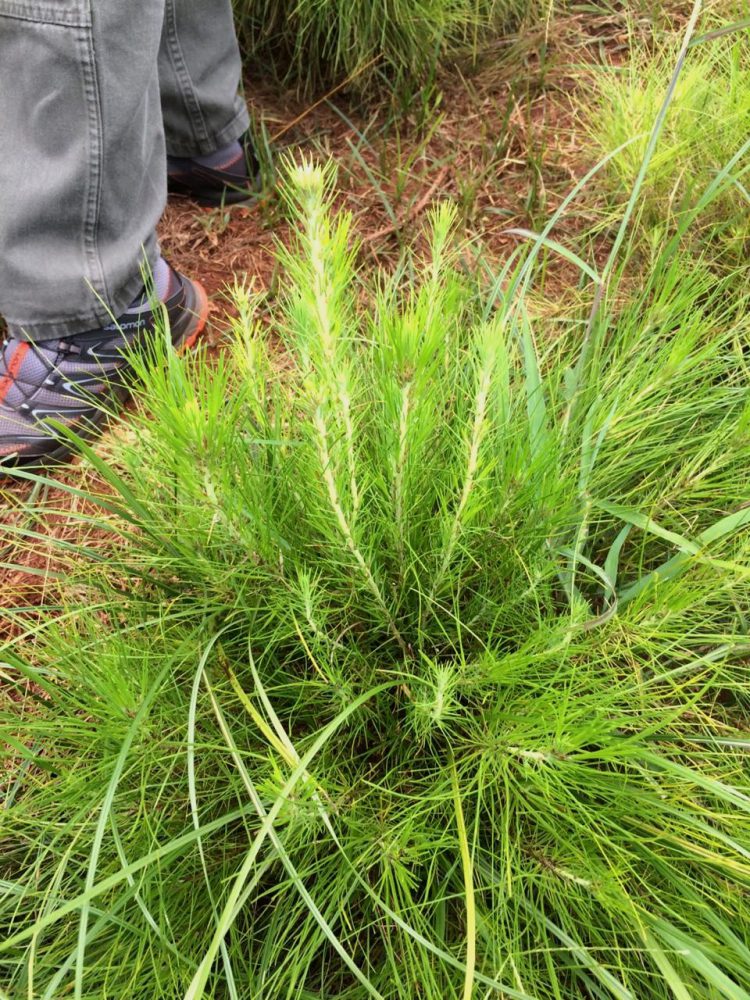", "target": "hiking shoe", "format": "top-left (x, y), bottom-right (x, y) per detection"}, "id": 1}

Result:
top-left (0, 265), bottom-right (208, 471)
top-left (167, 132), bottom-right (261, 207)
